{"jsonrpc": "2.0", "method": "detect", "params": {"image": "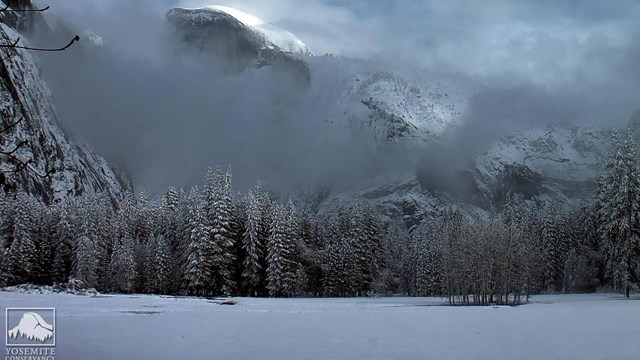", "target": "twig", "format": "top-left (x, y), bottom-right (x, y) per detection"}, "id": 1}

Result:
top-left (0, 139), bottom-right (27, 155)
top-left (0, 4), bottom-right (50, 12)
top-left (0, 115), bottom-right (23, 133)
top-left (1, 152), bottom-right (55, 178)
top-left (0, 35), bottom-right (80, 51)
